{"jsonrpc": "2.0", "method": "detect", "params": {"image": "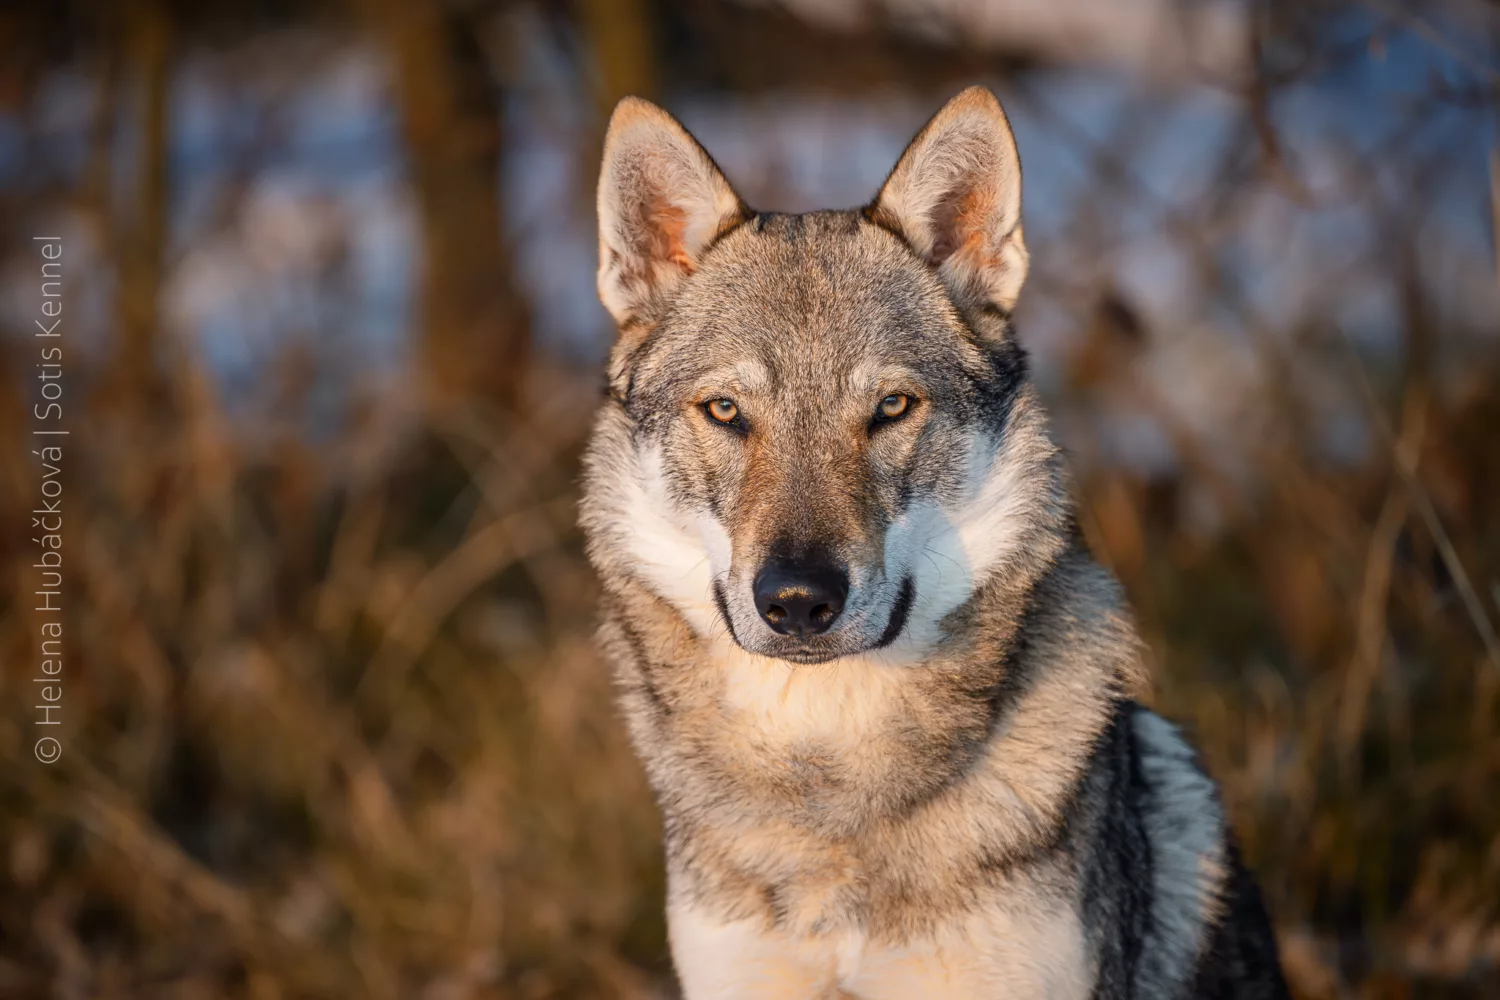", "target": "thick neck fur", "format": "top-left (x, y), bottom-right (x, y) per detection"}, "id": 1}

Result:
top-left (582, 383), bottom-right (1147, 942)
